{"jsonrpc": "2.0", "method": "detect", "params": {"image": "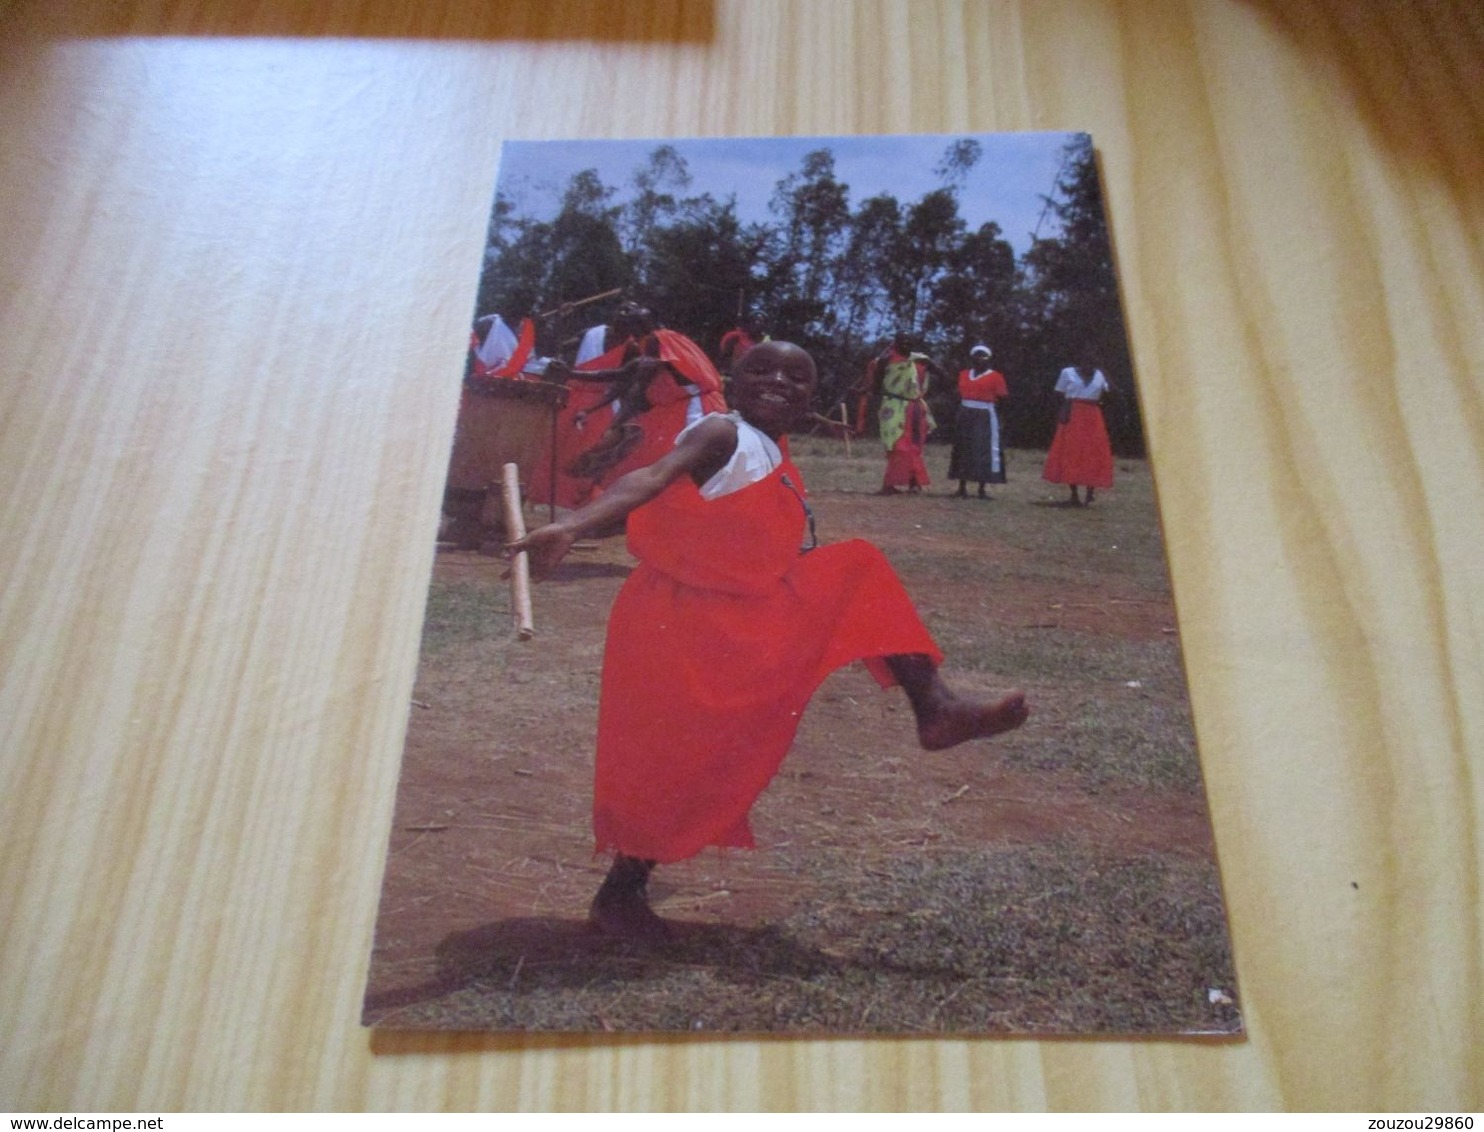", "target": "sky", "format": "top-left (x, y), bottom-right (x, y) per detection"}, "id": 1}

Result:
top-left (492, 132), bottom-right (1083, 257)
